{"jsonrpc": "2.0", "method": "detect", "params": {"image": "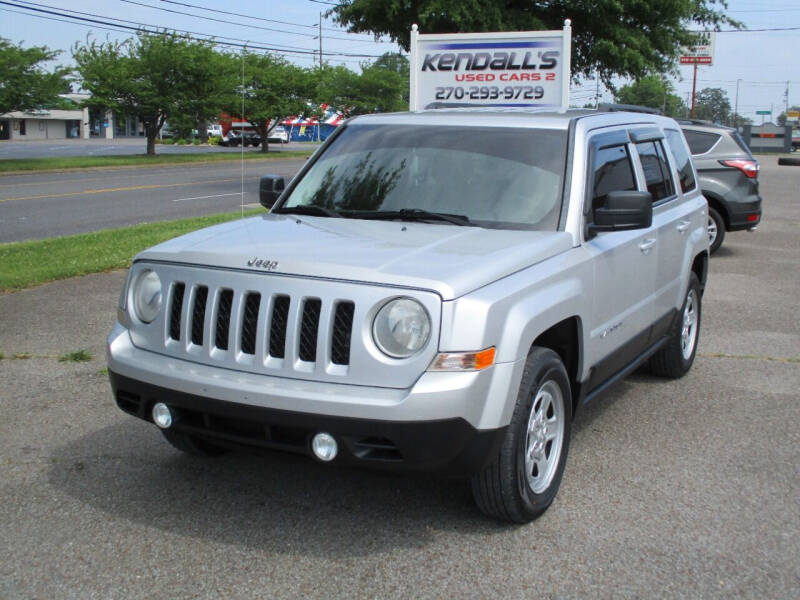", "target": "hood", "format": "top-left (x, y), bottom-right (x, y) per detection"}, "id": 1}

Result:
top-left (136, 213), bottom-right (573, 300)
